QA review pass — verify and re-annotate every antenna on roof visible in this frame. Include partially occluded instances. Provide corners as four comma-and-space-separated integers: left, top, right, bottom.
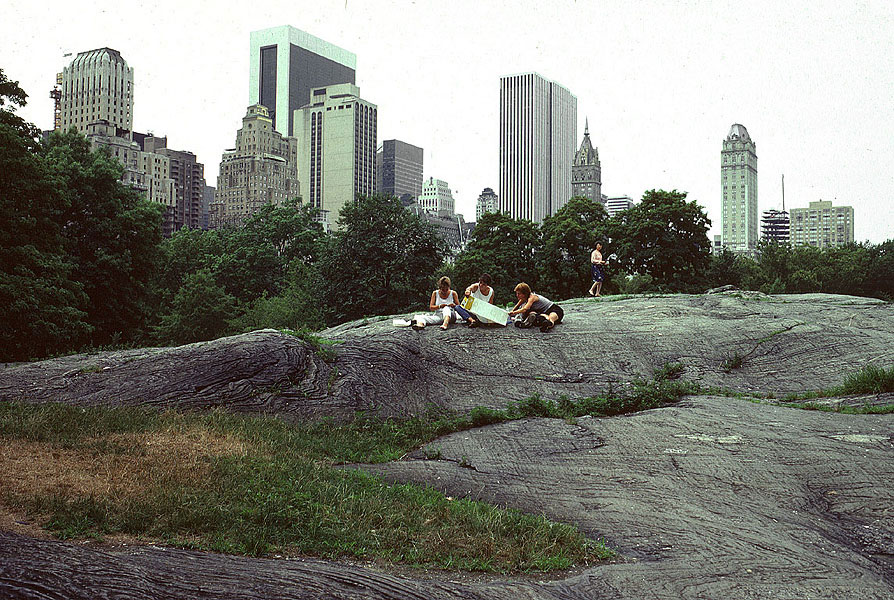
781, 174, 785, 211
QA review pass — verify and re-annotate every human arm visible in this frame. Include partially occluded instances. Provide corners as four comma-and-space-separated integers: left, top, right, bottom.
464, 282, 479, 297
429, 291, 439, 311
450, 291, 460, 307
508, 294, 537, 316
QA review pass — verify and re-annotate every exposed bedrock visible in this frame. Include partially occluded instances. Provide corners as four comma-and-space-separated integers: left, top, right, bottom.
1, 292, 893, 599
2, 293, 893, 418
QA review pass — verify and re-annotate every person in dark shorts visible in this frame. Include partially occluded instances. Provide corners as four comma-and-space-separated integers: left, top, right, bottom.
588, 242, 606, 297
508, 282, 564, 332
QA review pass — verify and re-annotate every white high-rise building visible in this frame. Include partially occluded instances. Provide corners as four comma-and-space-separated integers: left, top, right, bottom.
499, 72, 577, 223
249, 25, 356, 138
418, 177, 455, 217
293, 84, 377, 231
605, 196, 635, 218
476, 187, 499, 221
59, 47, 134, 136
721, 124, 758, 255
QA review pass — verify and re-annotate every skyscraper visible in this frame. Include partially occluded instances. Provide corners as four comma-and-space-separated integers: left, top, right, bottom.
377, 140, 423, 204
211, 104, 300, 229
572, 119, 602, 203
721, 124, 758, 255
499, 73, 577, 223
790, 200, 854, 248
293, 84, 377, 231
476, 187, 499, 221
249, 25, 356, 137
59, 47, 133, 136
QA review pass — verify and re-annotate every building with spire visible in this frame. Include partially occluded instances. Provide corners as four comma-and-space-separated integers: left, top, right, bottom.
721, 123, 758, 255
572, 119, 602, 204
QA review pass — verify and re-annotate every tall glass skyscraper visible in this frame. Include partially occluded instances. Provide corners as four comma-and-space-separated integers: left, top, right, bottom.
249, 26, 356, 137
721, 124, 758, 255
377, 140, 423, 204
499, 73, 577, 223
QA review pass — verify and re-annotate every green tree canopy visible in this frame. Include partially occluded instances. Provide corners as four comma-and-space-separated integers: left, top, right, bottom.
453, 211, 542, 305
537, 197, 610, 300
41, 130, 164, 346
319, 195, 445, 324
609, 189, 711, 291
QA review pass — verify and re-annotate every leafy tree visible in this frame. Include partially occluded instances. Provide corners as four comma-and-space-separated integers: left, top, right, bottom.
319, 195, 445, 324
609, 190, 711, 292
0, 72, 92, 360
153, 269, 237, 345
41, 130, 164, 346
230, 261, 325, 333
867, 240, 894, 300
537, 197, 610, 300
453, 211, 541, 305
0, 68, 39, 145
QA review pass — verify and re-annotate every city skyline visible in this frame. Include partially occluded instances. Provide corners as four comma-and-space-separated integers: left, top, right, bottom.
2, 0, 892, 243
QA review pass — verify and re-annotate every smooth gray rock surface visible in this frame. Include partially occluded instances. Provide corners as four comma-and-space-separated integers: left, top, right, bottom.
1, 292, 893, 599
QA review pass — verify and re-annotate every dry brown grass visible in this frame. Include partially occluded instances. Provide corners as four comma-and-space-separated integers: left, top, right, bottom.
0, 427, 249, 503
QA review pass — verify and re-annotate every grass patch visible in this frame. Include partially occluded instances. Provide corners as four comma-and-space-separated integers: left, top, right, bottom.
839, 364, 894, 395
0, 402, 611, 572
281, 328, 341, 363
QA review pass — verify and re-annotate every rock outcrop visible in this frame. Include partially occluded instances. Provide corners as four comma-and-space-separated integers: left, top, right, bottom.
1, 292, 893, 599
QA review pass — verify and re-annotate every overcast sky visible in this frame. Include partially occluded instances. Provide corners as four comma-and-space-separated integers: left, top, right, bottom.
3, 0, 892, 243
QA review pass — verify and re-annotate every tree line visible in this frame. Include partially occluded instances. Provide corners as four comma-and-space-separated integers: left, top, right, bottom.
2, 68, 892, 361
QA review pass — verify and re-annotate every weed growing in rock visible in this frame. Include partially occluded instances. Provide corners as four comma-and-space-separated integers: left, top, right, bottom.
839, 364, 894, 394
281, 328, 341, 363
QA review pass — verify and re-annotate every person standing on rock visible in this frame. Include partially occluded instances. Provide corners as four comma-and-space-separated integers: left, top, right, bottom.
508, 283, 564, 332
588, 242, 607, 297
413, 276, 461, 330
461, 273, 495, 328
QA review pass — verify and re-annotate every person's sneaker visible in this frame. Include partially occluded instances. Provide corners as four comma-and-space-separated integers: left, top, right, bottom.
540, 320, 555, 333
532, 314, 548, 328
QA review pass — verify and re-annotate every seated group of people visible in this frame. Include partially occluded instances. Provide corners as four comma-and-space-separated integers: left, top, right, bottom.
411, 274, 564, 333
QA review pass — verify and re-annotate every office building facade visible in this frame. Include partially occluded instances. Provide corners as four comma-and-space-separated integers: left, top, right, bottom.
721, 124, 758, 255
59, 47, 133, 136
605, 196, 635, 218
211, 104, 299, 229
293, 84, 377, 231
499, 72, 577, 223
249, 25, 356, 137
572, 119, 602, 203
377, 139, 423, 204
417, 177, 455, 217
790, 200, 854, 248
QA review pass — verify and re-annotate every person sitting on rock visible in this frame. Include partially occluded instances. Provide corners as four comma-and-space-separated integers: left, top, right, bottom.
508, 282, 564, 332
461, 273, 495, 328
413, 276, 462, 330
